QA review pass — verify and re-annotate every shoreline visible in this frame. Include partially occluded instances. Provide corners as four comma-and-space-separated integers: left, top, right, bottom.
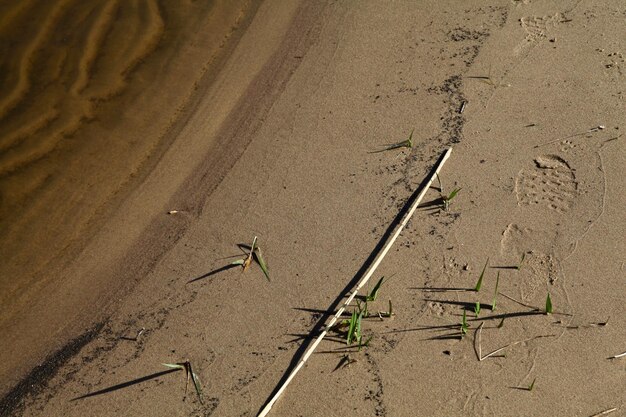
0, 0, 266, 405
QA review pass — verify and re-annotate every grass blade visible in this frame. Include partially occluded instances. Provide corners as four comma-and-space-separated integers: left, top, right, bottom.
461, 310, 468, 335
447, 187, 461, 201
474, 258, 489, 292
367, 276, 385, 301
371, 129, 414, 153
187, 363, 204, 404
492, 271, 500, 311
347, 310, 357, 345
254, 246, 270, 281
545, 292, 553, 314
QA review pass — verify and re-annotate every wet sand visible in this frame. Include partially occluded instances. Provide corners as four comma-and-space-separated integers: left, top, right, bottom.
1, 0, 625, 416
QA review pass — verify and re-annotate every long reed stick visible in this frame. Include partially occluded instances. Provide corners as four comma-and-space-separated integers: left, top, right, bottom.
258, 147, 453, 417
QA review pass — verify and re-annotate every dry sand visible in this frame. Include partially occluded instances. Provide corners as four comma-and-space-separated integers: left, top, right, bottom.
1, 0, 625, 416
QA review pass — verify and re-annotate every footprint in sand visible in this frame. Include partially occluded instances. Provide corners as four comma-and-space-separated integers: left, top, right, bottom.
514, 13, 562, 56
514, 154, 578, 213
500, 224, 560, 302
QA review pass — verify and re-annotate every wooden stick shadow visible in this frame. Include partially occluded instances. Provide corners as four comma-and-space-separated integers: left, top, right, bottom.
258, 150, 451, 415
292, 307, 344, 316
71, 368, 180, 401
418, 197, 445, 210
285, 333, 346, 345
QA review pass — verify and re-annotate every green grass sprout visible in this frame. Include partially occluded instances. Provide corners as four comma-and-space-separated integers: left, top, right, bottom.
474, 301, 481, 317
229, 236, 270, 281
367, 276, 386, 301
359, 335, 372, 351
528, 378, 536, 391
492, 271, 500, 311
371, 129, 414, 153
545, 292, 553, 314
442, 187, 461, 211
162, 361, 203, 404
253, 245, 270, 281
461, 310, 469, 336
347, 310, 358, 345
474, 258, 489, 292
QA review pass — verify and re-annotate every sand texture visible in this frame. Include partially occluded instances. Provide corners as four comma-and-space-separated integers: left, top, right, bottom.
1, 0, 625, 416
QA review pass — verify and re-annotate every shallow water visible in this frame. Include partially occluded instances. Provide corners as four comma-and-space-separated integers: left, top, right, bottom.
0, 0, 253, 334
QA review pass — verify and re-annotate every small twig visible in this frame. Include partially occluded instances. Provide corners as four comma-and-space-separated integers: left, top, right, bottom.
499, 292, 538, 310
120, 327, 146, 342
607, 351, 626, 359
473, 322, 484, 361
497, 292, 573, 316
477, 329, 555, 361
534, 125, 605, 148
590, 407, 618, 417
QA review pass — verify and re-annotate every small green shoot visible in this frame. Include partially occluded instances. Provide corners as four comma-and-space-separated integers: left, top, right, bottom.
371, 129, 414, 153
230, 236, 270, 281
461, 310, 469, 336
492, 271, 500, 311
474, 258, 489, 292
346, 304, 372, 350
162, 361, 203, 404
442, 187, 461, 211
355, 310, 363, 344
230, 236, 257, 270
516, 252, 526, 271
359, 335, 372, 351
545, 292, 553, 315
356, 299, 369, 317
528, 378, 536, 391
474, 301, 481, 317
347, 310, 358, 345
367, 276, 386, 301
253, 245, 270, 281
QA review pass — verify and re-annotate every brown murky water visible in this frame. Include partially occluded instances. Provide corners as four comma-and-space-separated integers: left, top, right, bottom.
0, 0, 254, 333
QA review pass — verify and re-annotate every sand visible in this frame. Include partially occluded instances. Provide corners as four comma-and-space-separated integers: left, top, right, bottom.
1, 0, 625, 416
